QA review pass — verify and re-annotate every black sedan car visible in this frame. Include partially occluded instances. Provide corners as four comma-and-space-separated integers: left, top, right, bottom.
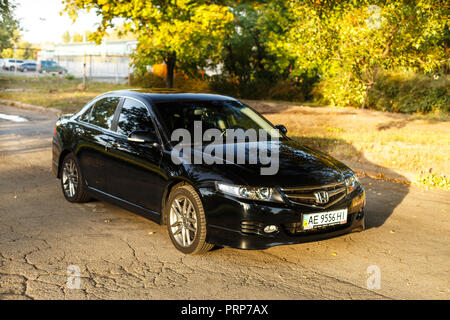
52, 89, 366, 254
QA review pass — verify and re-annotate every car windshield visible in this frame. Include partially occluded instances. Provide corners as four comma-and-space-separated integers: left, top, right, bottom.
154, 100, 283, 145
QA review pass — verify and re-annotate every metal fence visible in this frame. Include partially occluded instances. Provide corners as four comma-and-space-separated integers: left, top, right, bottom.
1, 43, 136, 84
57, 54, 133, 83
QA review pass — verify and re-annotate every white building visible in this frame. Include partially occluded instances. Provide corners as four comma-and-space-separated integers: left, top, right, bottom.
38, 40, 138, 81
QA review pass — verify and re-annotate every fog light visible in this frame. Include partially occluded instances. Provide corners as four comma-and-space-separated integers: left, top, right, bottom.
264, 225, 278, 233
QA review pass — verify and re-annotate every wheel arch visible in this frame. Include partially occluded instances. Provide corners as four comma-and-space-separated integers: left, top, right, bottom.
57, 149, 72, 178
160, 177, 203, 225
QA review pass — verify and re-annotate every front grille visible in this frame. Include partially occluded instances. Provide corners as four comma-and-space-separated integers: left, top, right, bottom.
280, 181, 346, 209
284, 214, 354, 236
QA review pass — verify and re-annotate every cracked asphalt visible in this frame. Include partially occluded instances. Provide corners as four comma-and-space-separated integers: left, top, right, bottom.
0, 104, 449, 300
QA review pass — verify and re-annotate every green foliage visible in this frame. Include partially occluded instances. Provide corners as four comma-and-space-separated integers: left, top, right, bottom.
367, 71, 449, 115
267, 0, 450, 108
417, 171, 449, 190
62, 31, 71, 43
63, 0, 234, 87
209, 76, 309, 101
72, 32, 83, 43
0, 0, 19, 50
221, 2, 291, 85
1, 41, 36, 60
130, 72, 166, 88
61, 0, 448, 112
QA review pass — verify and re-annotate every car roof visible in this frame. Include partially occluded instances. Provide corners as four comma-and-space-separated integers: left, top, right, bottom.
106, 89, 237, 104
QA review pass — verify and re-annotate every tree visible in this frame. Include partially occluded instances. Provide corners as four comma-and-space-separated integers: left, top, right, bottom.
0, 0, 19, 51
266, 0, 449, 108
1, 41, 36, 60
221, 1, 291, 85
62, 31, 71, 43
72, 32, 84, 42
15, 41, 36, 60
62, 0, 234, 88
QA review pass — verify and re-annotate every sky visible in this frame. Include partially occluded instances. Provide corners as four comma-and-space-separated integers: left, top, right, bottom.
13, 0, 101, 44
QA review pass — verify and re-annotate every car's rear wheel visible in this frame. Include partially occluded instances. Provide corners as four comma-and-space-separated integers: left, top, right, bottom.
166, 184, 213, 254
60, 154, 91, 203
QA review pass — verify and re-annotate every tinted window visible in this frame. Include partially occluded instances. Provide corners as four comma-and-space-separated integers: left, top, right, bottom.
116, 98, 157, 137
154, 100, 281, 143
90, 97, 120, 129
79, 105, 93, 122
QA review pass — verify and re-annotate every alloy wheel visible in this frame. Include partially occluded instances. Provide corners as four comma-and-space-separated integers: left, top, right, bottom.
169, 196, 198, 247
62, 159, 79, 198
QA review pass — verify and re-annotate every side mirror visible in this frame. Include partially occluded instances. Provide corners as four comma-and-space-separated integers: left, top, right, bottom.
275, 124, 287, 135
128, 131, 159, 147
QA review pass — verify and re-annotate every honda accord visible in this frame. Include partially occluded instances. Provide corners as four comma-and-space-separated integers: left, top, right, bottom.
52, 89, 366, 254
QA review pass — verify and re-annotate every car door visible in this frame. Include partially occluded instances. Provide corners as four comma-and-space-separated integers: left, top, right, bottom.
105, 98, 166, 213
76, 96, 122, 192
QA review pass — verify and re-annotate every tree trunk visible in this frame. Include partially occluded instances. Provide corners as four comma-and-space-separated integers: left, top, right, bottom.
361, 85, 371, 110
361, 67, 379, 109
165, 52, 176, 88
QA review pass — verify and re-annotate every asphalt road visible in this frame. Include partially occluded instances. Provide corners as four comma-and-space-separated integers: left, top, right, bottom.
0, 104, 449, 300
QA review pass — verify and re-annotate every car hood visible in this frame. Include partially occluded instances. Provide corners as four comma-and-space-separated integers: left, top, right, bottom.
179, 139, 352, 187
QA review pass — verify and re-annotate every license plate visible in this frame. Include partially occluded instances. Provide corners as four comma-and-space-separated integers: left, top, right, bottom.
302, 209, 348, 230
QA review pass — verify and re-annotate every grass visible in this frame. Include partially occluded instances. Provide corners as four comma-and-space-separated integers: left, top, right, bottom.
0, 74, 132, 112
368, 71, 449, 116
248, 100, 449, 190
1, 75, 448, 190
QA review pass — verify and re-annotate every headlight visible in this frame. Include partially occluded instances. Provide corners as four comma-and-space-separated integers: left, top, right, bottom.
345, 174, 359, 194
216, 182, 284, 202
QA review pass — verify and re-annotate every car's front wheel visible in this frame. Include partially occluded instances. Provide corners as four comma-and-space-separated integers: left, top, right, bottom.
166, 183, 213, 254
60, 154, 91, 203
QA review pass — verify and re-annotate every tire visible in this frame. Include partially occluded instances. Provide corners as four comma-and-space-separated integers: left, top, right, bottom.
60, 153, 91, 203
23, 68, 27, 72
166, 183, 214, 254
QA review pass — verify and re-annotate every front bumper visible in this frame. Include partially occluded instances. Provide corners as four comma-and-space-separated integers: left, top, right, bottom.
200, 185, 366, 250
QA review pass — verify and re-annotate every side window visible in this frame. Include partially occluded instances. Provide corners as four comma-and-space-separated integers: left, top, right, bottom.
79, 105, 93, 122
90, 97, 121, 129
116, 98, 157, 138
